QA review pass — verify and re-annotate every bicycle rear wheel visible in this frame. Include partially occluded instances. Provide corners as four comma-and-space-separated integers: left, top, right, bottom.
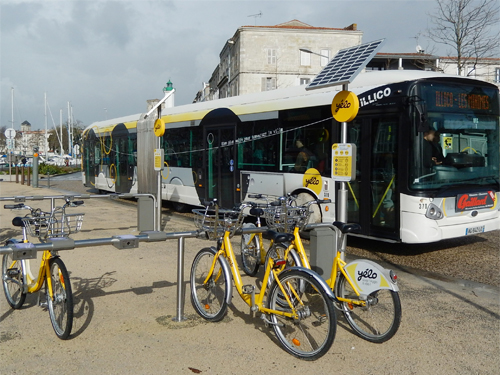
2, 252, 26, 309
241, 224, 260, 276
267, 269, 336, 360
46, 257, 73, 340
335, 273, 401, 343
190, 247, 230, 322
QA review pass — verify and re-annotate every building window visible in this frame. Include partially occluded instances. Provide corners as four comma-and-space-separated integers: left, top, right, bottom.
268, 49, 277, 64
466, 65, 475, 77
300, 50, 311, 66
262, 77, 276, 91
495, 68, 500, 83
320, 49, 330, 66
300, 78, 310, 85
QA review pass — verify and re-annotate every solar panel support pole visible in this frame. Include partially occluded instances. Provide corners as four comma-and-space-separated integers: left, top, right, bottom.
338, 84, 349, 225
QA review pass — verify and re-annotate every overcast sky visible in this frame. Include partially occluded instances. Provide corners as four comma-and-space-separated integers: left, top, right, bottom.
2, 0, 446, 131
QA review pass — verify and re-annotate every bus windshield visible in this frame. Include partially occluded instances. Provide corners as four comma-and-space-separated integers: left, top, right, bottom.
410, 82, 500, 190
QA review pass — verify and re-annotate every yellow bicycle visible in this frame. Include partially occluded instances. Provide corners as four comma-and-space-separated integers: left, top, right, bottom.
240, 194, 301, 276
2, 198, 84, 339
262, 198, 401, 343
190, 200, 337, 360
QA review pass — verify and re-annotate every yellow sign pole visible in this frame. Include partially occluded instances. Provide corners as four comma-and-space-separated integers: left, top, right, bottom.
331, 89, 359, 227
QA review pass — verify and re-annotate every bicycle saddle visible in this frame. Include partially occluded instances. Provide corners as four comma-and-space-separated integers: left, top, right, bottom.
249, 207, 264, 217
12, 217, 26, 227
332, 221, 362, 234
264, 230, 294, 244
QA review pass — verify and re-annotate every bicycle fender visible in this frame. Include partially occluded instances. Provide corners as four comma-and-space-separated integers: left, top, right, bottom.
344, 259, 399, 294
210, 246, 233, 305
278, 266, 337, 302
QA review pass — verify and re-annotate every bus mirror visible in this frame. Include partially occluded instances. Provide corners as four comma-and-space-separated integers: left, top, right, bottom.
410, 96, 428, 133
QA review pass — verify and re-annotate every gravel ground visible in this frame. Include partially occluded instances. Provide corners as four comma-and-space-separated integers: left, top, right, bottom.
37, 177, 500, 287
1, 178, 499, 374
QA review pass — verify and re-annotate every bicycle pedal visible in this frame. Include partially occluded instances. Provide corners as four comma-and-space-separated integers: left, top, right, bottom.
242, 285, 255, 294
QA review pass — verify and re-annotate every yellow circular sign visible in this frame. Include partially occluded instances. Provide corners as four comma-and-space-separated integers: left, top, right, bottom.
302, 168, 322, 195
331, 90, 359, 122
154, 118, 165, 137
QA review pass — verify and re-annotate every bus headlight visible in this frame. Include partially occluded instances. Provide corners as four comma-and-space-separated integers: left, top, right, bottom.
425, 203, 444, 220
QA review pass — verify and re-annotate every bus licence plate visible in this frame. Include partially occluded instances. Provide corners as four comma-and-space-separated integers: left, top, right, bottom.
466, 225, 485, 235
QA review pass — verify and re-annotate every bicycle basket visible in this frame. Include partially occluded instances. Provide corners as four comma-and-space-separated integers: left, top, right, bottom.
22, 213, 53, 239
263, 206, 311, 233
193, 208, 245, 240
23, 210, 84, 239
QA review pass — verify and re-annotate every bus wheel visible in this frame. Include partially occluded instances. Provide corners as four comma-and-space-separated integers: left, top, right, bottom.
171, 201, 188, 213
294, 192, 322, 224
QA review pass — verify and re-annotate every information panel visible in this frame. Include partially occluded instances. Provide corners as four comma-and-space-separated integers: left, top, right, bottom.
154, 149, 164, 171
331, 143, 357, 181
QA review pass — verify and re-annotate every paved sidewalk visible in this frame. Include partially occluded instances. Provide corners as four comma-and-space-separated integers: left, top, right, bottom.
1, 181, 499, 374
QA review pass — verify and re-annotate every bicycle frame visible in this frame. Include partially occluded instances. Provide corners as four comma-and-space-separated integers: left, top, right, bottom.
284, 225, 397, 306
9, 251, 57, 299
203, 230, 304, 319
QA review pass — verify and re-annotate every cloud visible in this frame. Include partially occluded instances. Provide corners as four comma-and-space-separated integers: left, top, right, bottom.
1, 0, 440, 130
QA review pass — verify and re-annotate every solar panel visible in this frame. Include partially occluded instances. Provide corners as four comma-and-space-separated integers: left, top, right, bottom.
306, 39, 385, 90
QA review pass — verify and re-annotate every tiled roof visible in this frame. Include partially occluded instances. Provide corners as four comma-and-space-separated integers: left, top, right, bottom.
242, 19, 358, 31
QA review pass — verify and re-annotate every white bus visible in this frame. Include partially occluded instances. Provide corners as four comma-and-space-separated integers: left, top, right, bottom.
82, 70, 500, 243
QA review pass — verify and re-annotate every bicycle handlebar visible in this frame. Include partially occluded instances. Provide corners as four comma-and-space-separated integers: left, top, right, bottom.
4, 203, 27, 210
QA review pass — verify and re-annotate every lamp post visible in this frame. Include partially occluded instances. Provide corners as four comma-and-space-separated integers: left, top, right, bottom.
227, 39, 235, 98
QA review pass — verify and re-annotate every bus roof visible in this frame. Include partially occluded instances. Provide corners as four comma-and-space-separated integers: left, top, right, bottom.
84, 70, 481, 133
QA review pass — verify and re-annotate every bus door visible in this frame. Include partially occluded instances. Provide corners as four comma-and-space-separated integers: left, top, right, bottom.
83, 128, 97, 188
111, 124, 134, 193
204, 126, 237, 208
348, 115, 399, 240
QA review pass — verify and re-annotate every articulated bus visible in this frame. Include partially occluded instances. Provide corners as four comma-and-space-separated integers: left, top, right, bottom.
82, 70, 500, 243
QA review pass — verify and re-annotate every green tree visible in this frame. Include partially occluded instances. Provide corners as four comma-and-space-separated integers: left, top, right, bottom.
47, 120, 84, 154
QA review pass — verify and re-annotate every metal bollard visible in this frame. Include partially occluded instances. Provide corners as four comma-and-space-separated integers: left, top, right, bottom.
173, 237, 187, 322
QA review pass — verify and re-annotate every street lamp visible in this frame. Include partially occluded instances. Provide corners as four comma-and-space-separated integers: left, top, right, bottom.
227, 39, 235, 98
299, 48, 330, 60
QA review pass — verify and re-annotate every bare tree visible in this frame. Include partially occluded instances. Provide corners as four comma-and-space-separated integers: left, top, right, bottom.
426, 0, 500, 75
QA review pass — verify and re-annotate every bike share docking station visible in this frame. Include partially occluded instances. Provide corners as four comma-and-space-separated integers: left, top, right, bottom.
0, 193, 267, 323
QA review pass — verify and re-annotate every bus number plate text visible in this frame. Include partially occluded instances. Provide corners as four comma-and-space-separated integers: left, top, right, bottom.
466, 225, 485, 235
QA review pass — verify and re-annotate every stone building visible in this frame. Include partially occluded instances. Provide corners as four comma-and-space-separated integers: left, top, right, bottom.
366, 53, 500, 88
194, 20, 362, 102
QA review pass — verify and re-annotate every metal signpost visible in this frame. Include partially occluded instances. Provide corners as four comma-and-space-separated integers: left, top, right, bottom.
4, 127, 16, 177
306, 39, 385, 223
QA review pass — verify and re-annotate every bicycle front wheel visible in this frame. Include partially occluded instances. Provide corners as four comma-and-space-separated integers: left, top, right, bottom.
46, 257, 73, 340
241, 224, 260, 276
2, 252, 26, 309
336, 273, 401, 343
267, 269, 336, 360
190, 247, 230, 322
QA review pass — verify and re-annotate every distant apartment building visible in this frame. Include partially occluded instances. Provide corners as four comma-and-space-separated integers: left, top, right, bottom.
367, 53, 500, 88
438, 57, 500, 88
195, 20, 499, 103
194, 20, 363, 102
0, 121, 45, 156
